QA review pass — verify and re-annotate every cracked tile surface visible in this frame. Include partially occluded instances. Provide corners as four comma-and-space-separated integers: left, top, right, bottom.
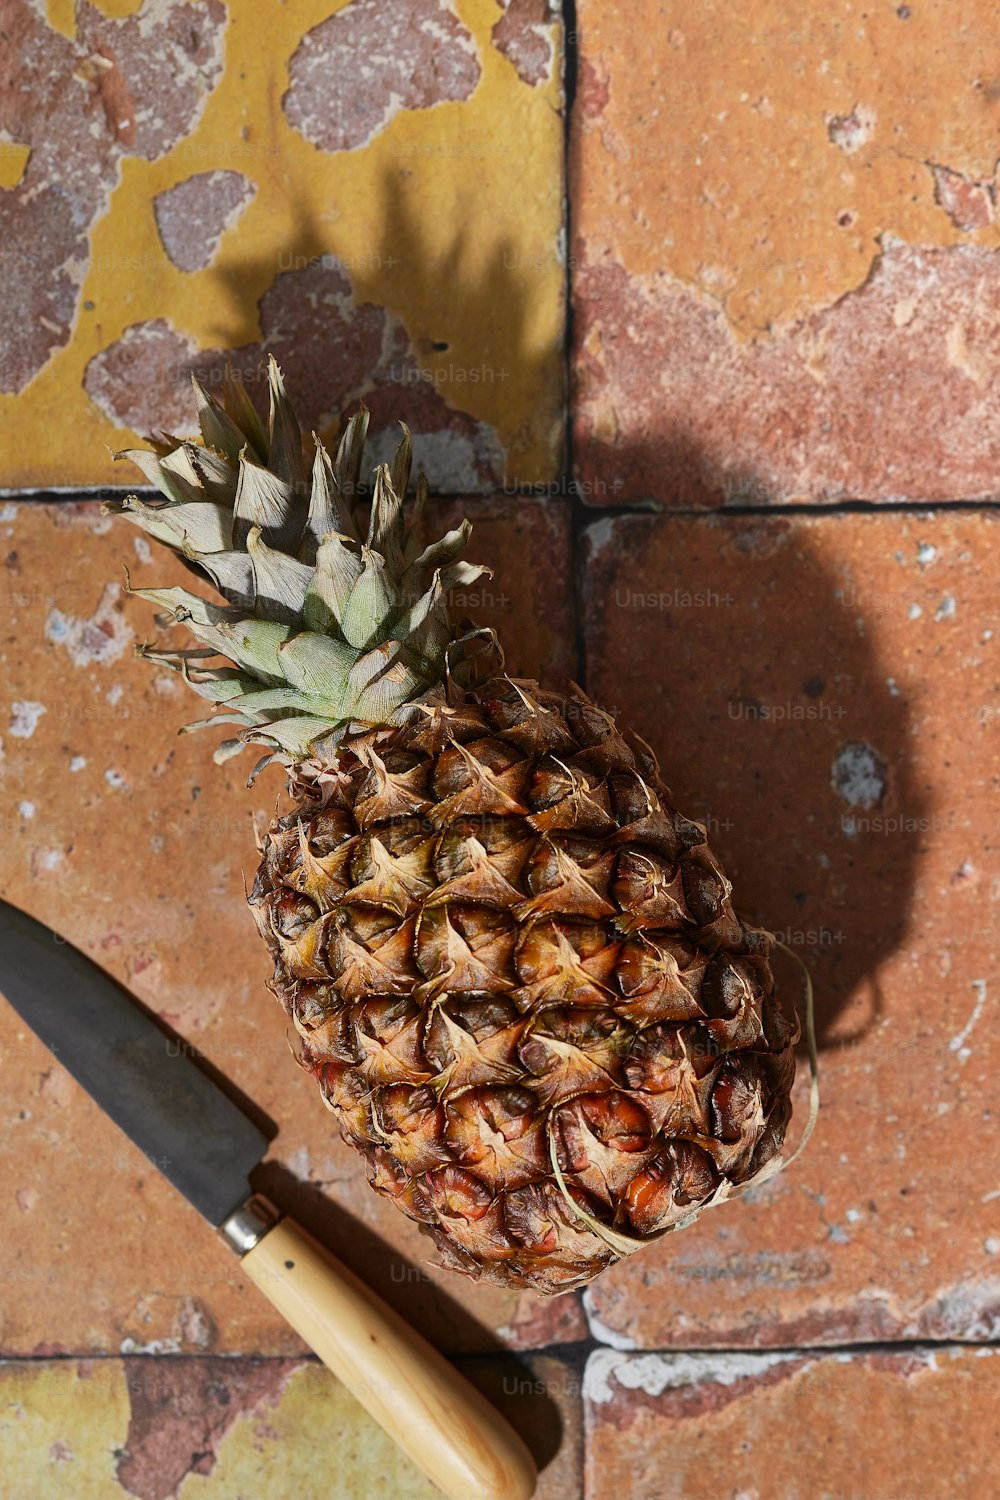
0, 500, 583, 1364
0, 1353, 580, 1498
571, 0, 1000, 504
584, 1346, 1000, 1500
580, 508, 1000, 1349
0, 0, 565, 490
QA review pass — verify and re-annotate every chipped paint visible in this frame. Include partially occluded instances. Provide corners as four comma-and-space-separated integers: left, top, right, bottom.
949, 978, 988, 1063
83, 260, 513, 493
492, 0, 559, 86
153, 169, 255, 272
283, 0, 480, 154
44, 582, 132, 667
0, 0, 227, 396
584, 1348, 803, 1405
572, 0, 1000, 505
574, 242, 1000, 505
583, 1289, 638, 1350
0, 0, 564, 489
831, 742, 888, 810
8, 701, 47, 738
574, 0, 1000, 338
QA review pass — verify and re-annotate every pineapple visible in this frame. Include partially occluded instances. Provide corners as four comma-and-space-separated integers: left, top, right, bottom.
108, 360, 799, 1294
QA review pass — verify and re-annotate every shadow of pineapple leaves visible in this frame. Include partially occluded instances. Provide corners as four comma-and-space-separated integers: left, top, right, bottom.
179, 170, 561, 495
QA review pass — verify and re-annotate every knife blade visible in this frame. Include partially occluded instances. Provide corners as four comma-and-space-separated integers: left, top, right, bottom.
0, 897, 536, 1500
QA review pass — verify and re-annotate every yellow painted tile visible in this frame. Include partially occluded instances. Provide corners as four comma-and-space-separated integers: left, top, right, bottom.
1, 0, 564, 489
179, 1364, 440, 1500
0, 1361, 130, 1497
0, 142, 31, 189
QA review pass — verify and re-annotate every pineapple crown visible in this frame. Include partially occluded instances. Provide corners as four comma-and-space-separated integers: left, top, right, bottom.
105, 357, 497, 778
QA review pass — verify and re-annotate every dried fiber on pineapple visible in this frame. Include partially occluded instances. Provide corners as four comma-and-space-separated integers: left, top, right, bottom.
546, 938, 819, 1259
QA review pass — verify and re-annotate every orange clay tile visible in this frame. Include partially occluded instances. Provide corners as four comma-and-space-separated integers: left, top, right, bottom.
580, 508, 1000, 1348
571, 0, 1000, 502
0, 499, 585, 1358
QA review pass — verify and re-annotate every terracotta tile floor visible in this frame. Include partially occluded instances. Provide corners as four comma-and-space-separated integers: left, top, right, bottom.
2, 3, 999, 1498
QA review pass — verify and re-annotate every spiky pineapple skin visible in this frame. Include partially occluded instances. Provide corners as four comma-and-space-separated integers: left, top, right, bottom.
249, 676, 798, 1294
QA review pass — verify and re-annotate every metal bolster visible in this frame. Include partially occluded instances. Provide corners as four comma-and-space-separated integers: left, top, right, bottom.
218, 1193, 281, 1255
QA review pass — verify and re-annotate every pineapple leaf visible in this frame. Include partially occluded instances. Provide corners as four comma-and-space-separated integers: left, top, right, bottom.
126, 582, 232, 627
367, 465, 406, 577
221, 363, 267, 458
215, 616, 296, 683
403, 521, 474, 594
247, 526, 313, 624
233, 452, 300, 554
266, 356, 308, 495
277, 631, 358, 699
334, 406, 370, 503
389, 422, 413, 503
236, 684, 331, 715
302, 533, 362, 635
350, 646, 425, 721
192, 376, 259, 463
117, 495, 234, 557
241, 713, 342, 756
114, 448, 203, 505
195, 550, 256, 610
182, 440, 238, 504
300, 437, 355, 564
340, 546, 399, 650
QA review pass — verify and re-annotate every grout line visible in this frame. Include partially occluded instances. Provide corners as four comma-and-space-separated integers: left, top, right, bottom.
6, 489, 1000, 519
452, 1334, 1000, 1368
0, 1336, 997, 1366
561, 0, 589, 688
571, 496, 1000, 521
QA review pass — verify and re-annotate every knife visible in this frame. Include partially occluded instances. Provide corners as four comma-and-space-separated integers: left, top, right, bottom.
0, 897, 537, 1500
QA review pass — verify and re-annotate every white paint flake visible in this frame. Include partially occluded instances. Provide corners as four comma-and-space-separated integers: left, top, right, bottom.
585, 517, 618, 561
119, 1336, 182, 1356
831, 742, 888, 809
9, 701, 47, 738
949, 978, 988, 1063
583, 1290, 637, 1350
69, 755, 86, 773
584, 1348, 803, 1405
45, 582, 131, 668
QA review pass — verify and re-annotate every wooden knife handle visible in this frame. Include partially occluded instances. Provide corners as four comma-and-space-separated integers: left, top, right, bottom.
240, 1214, 537, 1500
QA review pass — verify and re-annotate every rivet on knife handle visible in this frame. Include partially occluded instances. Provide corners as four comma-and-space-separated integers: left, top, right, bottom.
220, 1196, 538, 1500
